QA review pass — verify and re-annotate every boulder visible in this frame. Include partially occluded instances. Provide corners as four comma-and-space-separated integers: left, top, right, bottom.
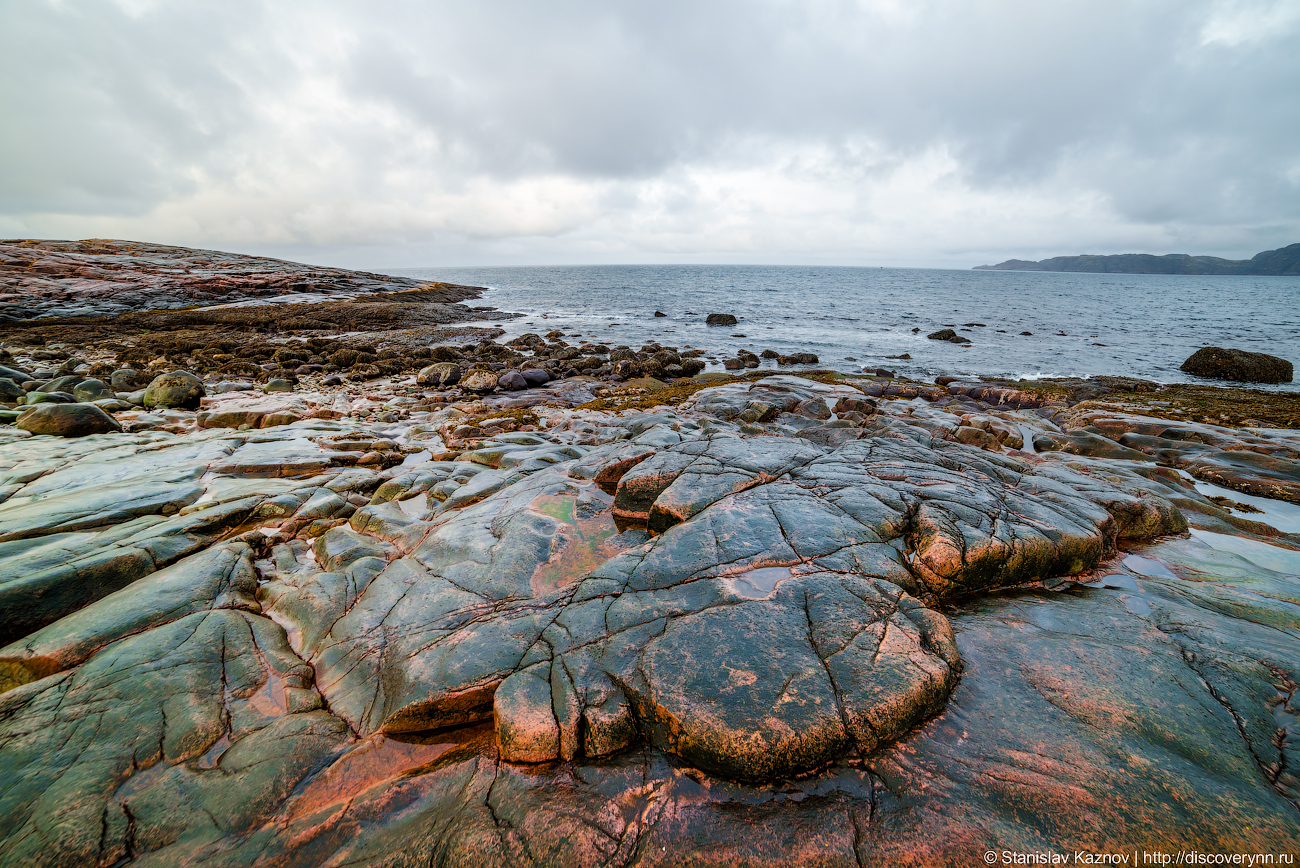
71, 378, 113, 402
0, 364, 33, 383
0, 378, 24, 402
16, 403, 123, 437
1180, 347, 1293, 384
497, 371, 528, 391
417, 362, 461, 388
22, 391, 75, 405
706, 313, 738, 326
654, 310, 668, 317
45, 375, 84, 393
143, 371, 206, 410
460, 369, 500, 393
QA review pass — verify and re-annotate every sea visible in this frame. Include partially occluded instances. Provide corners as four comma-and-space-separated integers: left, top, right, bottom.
384, 265, 1300, 391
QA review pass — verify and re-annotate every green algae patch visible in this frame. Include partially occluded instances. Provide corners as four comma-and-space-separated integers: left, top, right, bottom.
578, 370, 864, 413
1072, 385, 1300, 429
578, 375, 751, 412
464, 408, 541, 430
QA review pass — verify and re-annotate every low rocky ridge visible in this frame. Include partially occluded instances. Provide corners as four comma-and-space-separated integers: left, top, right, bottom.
2, 358, 1299, 864
0, 238, 456, 319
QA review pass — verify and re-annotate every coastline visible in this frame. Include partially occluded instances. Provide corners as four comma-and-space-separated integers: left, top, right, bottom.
1, 244, 1299, 864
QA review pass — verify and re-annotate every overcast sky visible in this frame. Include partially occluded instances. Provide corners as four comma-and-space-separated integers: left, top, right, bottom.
2, 0, 1297, 269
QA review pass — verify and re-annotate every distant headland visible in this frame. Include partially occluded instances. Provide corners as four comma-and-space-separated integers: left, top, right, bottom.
975, 242, 1300, 275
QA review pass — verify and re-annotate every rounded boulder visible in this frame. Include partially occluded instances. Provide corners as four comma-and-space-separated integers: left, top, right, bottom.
460, 369, 499, 393
497, 370, 528, 391
1180, 347, 1293, 384
110, 368, 147, 391
17, 403, 123, 437
417, 362, 461, 388
143, 371, 206, 410
72, 378, 113, 402
0, 378, 24, 402
520, 368, 550, 387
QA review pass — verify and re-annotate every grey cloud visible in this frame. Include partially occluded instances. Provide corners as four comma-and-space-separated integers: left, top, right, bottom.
1, 0, 1296, 265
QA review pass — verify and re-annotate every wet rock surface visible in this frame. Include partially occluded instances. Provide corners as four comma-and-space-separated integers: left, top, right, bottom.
1, 259, 1299, 863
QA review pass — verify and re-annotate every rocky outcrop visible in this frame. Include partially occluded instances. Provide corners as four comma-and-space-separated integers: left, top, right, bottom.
0, 370, 1298, 865
0, 238, 449, 320
1181, 346, 1293, 384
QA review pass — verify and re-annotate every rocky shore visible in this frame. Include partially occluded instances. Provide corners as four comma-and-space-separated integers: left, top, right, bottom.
0, 239, 448, 320
1, 244, 1298, 866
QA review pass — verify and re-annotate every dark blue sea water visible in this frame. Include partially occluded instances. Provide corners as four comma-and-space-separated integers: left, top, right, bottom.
386, 265, 1300, 390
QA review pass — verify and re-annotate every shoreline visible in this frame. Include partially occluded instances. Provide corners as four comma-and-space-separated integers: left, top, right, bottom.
2, 244, 1299, 864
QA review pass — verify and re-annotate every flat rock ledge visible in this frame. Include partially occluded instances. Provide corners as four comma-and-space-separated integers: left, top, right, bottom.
1, 374, 1298, 866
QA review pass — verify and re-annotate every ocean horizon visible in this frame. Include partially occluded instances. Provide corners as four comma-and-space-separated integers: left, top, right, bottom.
386, 263, 1300, 391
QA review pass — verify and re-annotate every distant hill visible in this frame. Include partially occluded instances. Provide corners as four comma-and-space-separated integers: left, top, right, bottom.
974, 242, 1300, 275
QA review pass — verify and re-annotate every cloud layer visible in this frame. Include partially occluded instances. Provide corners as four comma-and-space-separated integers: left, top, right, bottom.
2, 0, 1297, 267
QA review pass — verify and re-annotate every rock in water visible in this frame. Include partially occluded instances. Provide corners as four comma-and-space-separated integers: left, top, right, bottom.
16, 403, 122, 437
927, 328, 972, 344
1180, 347, 1293, 383
143, 371, 206, 409
706, 313, 738, 326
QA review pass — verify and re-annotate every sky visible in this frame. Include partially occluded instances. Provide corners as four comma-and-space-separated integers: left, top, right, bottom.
1, 0, 1298, 270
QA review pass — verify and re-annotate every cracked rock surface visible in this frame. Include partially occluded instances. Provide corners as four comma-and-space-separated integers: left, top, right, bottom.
2, 373, 1299, 865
